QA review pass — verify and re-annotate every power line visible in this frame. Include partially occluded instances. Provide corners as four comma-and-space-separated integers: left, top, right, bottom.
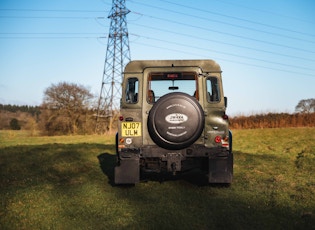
130, 11, 315, 54
130, 40, 315, 78
130, 22, 315, 63
2, 10, 313, 62
1, 2, 314, 78
130, 33, 315, 73
3, 4, 313, 54
211, 0, 315, 25
0, 32, 105, 39
0, 8, 105, 13
126, 1, 315, 76
0, 32, 103, 35
156, 0, 315, 38
0, 16, 105, 19
129, 0, 315, 44
0, 36, 101, 39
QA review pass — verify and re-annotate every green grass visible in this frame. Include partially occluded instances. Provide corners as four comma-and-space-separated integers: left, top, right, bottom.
0, 130, 112, 147
1, 128, 314, 229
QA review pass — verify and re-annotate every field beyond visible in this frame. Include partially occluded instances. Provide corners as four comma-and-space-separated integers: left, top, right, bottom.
1, 128, 314, 229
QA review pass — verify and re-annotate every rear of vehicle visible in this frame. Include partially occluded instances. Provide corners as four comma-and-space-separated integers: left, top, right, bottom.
115, 60, 233, 184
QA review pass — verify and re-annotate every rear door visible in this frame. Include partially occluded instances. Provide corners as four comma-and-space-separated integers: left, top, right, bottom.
142, 67, 204, 146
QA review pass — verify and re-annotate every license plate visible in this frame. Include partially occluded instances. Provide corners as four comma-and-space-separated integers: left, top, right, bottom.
121, 122, 141, 137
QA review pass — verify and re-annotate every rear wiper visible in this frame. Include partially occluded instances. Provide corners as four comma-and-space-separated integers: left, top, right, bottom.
169, 86, 179, 90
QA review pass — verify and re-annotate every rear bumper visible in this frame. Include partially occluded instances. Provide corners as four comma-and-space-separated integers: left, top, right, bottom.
119, 144, 230, 159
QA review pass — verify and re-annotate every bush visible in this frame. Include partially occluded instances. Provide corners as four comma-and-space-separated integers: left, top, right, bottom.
10, 118, 21, 130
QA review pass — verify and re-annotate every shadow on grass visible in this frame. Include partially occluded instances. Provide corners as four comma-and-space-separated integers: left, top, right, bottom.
97, 153, 228, 187
1, 144, 314, 229
97, 153, 116, 186
140, 170, 213, 187
0, 143, 114, 189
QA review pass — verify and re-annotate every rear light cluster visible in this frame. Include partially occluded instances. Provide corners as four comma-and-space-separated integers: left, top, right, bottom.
119, 115, 134, 122
221, 135, 229, 148
118, 115, 124, 148
215, 135, 229, 148
118, 137, 125, 149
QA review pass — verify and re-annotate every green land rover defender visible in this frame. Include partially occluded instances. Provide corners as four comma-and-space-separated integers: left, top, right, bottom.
115, 60, 233, 184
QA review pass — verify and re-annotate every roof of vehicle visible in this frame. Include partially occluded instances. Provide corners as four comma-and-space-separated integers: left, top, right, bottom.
124, 60, 222, 73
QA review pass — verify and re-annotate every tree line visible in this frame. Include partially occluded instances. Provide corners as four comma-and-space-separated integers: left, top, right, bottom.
0, 82, 117, 135
0, 82, 314, 134
230, 98, 315, 129
0, 104, 41, 115
229, 112, 315, 129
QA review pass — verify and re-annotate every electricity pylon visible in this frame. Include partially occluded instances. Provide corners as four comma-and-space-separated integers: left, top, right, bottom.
96, 0, 131, 134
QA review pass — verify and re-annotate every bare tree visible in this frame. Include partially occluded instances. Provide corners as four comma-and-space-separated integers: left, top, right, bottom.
41, 82, 94, 135
295, 98, 315, 113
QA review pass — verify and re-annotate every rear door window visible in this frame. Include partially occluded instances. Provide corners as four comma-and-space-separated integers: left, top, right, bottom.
148, 72, 198, 103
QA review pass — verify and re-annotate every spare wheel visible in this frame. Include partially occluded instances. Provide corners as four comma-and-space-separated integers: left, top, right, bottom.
148, 92, 205, 150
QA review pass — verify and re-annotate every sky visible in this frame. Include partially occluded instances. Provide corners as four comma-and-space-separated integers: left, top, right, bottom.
0, 0, 314, 116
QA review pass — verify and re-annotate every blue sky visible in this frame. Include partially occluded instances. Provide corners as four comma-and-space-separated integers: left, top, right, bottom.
0, 0, 314, 116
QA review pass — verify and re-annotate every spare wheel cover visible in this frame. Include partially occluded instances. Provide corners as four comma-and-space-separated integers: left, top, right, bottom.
148, 92, 205, 150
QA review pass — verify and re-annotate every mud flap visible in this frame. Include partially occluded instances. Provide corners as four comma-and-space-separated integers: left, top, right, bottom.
114, 157, 140, 184
208, 153, 233, 184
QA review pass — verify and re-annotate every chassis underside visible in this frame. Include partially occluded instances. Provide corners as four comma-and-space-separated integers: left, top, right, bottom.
115, 145, 233, 184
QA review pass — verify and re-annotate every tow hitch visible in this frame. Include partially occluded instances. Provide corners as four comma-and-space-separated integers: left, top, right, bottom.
165, 152, 183, 175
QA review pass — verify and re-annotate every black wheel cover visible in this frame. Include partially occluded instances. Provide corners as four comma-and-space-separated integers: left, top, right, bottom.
148, 92, 205, 150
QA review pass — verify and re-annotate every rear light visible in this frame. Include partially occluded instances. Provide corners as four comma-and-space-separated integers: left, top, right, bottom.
119, 115, 124, 121
222, 136, 229, 147
118, 138, 125, 149
222, 114, 229, 120
214, 136, 222, 143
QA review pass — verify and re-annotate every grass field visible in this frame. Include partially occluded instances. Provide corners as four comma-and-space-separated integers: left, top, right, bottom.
1, 128, 314, 229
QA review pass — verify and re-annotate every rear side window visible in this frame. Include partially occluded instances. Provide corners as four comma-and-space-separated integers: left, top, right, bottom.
206, 77, 220, 102
125, 77, 139, 104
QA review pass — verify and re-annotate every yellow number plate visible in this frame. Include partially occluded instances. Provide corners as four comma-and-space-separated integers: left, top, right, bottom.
121, 122, 141, 137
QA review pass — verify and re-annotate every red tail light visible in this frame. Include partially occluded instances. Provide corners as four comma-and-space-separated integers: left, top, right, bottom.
214, 136, 222, 143
222, 114, 229, 120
